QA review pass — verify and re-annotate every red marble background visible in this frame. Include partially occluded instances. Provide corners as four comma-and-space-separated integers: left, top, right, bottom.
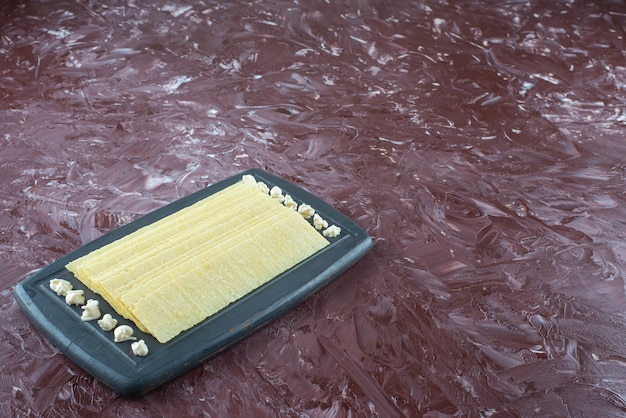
2, 1, 626, 416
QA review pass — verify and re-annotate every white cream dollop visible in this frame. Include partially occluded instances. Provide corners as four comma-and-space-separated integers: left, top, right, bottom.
113, 325, 137, 342
256, 181, 269, 194
283, 194, 297, 210
323, 225, 342, 238
65, 289, 85, 306
241, 174, 257, 186
131, 340, 149, 356
297, 204, 315, 219
80, 299, 101, 321
269, 186, 284, 202
50, 278, 73, 296
98, 314, 118, 331
313, 213, 329, 230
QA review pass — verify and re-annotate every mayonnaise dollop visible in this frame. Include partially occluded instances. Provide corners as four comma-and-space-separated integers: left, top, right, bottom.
313, 213, 329, 230
50, 278, 73, 296
65, 289, 85, 306
113, 325, 137, 342
256, 181, 269, 194
323, 225, 342, 238
241, 174, 257, 186
98, 313, 118, 331
80, 299, 101, 321
131, 340, 149, 356
283, 194, 298, 210
298, 204, 315, 219
270, 186, 284, 202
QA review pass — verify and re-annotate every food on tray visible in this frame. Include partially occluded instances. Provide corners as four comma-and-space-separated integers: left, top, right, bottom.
80, 299, 101, 321
50, 278, 73, 296
283, 194, 297, 209
66, 176, 333, 343
114, 325, 136, 342
65, 289, 85, 306
98, 314, 118, 331
269, 186, 284, 202
297, 204, 315, 218
313, 214, 328, 230
323, 225, 342, 238
131, 340, 149, 356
